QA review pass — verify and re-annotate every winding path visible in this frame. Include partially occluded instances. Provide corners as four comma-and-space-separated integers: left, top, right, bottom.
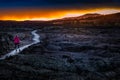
0, 30, 40, 60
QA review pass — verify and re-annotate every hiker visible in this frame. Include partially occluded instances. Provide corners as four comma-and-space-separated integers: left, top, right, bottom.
13, 35, 20, 52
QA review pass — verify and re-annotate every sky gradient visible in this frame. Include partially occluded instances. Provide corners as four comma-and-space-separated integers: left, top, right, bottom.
0, 0, 120, 21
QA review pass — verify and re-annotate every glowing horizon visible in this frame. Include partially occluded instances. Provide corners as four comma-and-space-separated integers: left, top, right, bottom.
0, 8, 120, 21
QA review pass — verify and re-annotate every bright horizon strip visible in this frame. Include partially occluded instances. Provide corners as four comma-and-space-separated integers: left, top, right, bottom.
0, 8, 120, 21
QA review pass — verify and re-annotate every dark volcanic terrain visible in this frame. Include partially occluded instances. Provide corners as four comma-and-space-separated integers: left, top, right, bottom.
0, 26, 120, 80
0, 28, 33, 57
0, 13, 120, 80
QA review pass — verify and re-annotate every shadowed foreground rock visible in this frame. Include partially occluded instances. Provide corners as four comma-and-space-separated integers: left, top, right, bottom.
0, 27, 120, 80
0, 42, 120, 80
0, 33, 13, 56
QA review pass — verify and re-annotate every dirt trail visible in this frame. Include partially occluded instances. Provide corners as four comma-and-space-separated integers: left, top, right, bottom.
0, 30, 40, 60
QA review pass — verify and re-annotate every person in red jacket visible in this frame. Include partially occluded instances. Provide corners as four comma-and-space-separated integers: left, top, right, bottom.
14, 35, 20, 51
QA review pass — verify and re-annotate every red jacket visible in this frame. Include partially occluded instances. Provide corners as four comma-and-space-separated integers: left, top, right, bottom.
14, 36, 20, 44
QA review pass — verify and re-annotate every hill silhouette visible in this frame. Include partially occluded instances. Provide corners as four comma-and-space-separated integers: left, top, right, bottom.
0, 12, 120, 28
51, 12, 120, 27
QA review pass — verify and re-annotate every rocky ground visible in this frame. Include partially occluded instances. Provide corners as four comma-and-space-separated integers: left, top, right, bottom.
0, 26, 120, 80
0, 28, 33, 56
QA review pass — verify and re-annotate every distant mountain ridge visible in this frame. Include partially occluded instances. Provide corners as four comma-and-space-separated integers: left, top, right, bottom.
0, 12, 120, 27
55, 12, 120, 21
62, 13, 102, 20
51, 12, 120, 27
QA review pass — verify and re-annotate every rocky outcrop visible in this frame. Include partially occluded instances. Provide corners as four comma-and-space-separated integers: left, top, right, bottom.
0, 33, 14, 56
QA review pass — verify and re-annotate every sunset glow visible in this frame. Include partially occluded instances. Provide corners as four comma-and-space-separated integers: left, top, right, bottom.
0, 8, 120, 21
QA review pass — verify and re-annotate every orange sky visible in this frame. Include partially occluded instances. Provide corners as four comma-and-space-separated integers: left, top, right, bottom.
0, 8, 120, 21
